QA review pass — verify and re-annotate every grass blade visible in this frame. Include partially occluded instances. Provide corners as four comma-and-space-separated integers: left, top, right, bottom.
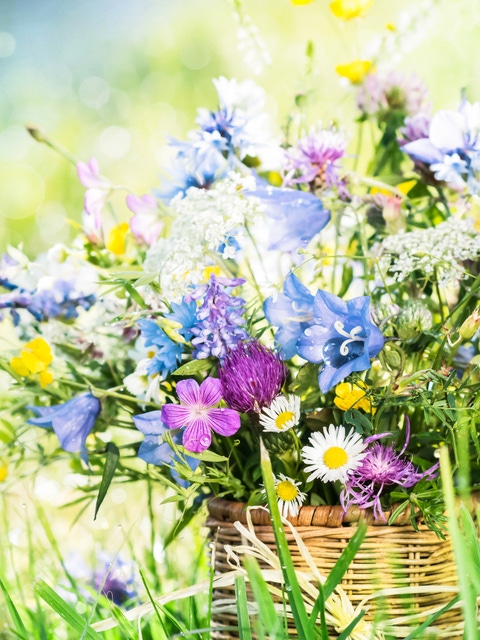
235, 574, 253, 640
259, 439, 313, 640
243, 555, 285, 638
336, 609, 366, 640
34, 579, 103, 640
404, 595, 460, 640
94, 442, 120, 520
0, 577, 29, 640
323, 520, 367, 600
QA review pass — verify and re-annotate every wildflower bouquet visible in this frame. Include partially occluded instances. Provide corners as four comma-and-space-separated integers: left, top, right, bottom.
2, 31, 480, 541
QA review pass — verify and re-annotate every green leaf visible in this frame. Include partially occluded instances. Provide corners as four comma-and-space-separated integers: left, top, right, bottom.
336, 609, 366, 640
94, 442, 120, 520
404, 595, 460, 640
235, 575, 253, 640
0, 577, 29, 640
172, 359, 215, 376
323, 521, 367, 600
243, 555, 284, 637
34, 579, 103, 640
109, 605, 136, 639
122, 281, 148, 308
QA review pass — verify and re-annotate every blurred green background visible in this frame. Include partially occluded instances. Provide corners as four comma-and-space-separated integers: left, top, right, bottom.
1, 0, 480, 255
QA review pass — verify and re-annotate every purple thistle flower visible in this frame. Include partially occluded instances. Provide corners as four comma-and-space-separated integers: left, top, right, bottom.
356, 71, 430, 122
340, 422, 439, 521
283, 125, 348, 191
189, 275, 249, 361
27, 393, 101, 459
161, 377, 240, 453
219, 340, 287, 413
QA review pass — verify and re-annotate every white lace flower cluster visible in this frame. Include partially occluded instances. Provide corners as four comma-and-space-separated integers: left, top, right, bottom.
376, 217, 480, 287
144, 173, 263, 300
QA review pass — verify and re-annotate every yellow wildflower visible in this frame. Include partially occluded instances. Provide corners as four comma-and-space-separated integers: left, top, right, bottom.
334, 381, 376, 414
10, 337, 54, 388
106, 222, 130, 255
336, 60, 373, 84
330, 0, 374, 20
203, 265, 221, 281
291, 0, 315, 4
0, 460, 8, 482
386, 22, 396, 32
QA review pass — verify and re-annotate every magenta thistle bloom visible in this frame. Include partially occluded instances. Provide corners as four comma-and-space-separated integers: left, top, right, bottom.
219, 340, 286, 413
283, 125, 348, 190
161, 377, 240, 453
356, 71, 429, 121
340, 424, 439, 521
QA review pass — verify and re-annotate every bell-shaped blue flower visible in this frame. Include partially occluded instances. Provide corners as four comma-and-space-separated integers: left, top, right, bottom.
264, 272, 314, 359
138, 319, 184, 377
27, 392, 101, 455
249, 183, 330, 251
133, 411, 200, 488
297, 290, 384, 393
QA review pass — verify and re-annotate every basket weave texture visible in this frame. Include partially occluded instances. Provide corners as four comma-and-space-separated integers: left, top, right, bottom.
206, 497, 466, 639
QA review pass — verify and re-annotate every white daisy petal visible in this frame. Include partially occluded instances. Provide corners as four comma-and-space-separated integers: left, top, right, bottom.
272, 473, 306, 519
259, 394, 300, 433
301, 424, 367, 483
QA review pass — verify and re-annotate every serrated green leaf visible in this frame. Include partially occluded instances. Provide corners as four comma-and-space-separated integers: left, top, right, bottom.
94, 442, 120, 520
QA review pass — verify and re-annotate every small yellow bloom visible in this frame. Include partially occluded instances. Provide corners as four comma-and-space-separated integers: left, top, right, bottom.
386, 22, 396, 32
203, 265, 221, 281
291, 0, 315, 5
10, 337, 54, 387
106, 222, 130, 255
330, 0, 374, 20
336, 60, 373, 84
334, 381, 376, 414
0, 460, 8, 482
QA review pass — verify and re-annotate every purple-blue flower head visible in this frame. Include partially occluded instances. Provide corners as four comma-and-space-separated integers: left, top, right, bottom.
341, 425, 439, 521
164, 299, 197, 342
133, 411, 200, 488
264, 272, 314, 359
219, 340, 287, 413
138, 319, 184, 377
248, 183, 330, 252
94, 553, 137, 607
297, 290, 384, 393
27, 392, 100, 456
189, 275, 249, 360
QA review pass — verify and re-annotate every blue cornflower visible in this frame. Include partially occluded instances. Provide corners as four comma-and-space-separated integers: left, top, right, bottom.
164, 299, 197, 341
402, 100, 480, 195
297, 290, 384, 393
156, 137, 227, 203
189, 275, 249, 360
133, 411, 200, 488
138, 319, 184, 378
264, 272, 315, 359
247, 182, 331, 251
27, 392, 101, 457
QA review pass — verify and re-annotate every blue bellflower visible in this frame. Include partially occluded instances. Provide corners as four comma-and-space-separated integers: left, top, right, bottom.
248, 183, 330, 251
189, 275, 249, 360
27, 392, 101, 457
164, 299, 197, 342
133, 411, 200, 488
264, 272, 314, 359
297, 290, 384, 393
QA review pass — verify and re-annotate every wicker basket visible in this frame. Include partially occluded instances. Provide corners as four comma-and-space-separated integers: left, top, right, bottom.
206, 497, 467, 639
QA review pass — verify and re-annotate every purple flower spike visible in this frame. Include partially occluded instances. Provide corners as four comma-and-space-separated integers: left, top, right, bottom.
341, 423, 439, 521
219, 340, 286, 413
27, 392, 101, 457
161, 377, 240, 453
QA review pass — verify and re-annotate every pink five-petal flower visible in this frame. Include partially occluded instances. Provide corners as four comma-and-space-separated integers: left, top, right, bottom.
161, 377, 240, 453
126, 194, 163, 245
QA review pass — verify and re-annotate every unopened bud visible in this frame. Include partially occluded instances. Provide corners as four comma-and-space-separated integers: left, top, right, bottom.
397, 300, 433, 341
459, 307, 480, 340
25, 123, 49, 143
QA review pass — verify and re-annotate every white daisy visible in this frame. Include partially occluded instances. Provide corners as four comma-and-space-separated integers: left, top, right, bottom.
259, 394, 300, 433
273, 474, 307, 519
301, 424, 366, 483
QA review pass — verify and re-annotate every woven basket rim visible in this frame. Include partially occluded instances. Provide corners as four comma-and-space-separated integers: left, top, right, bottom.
207, 493, 480, 529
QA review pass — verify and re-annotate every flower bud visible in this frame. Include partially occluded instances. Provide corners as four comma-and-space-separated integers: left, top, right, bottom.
459, 307, 480, 340
397, 300, 433, 341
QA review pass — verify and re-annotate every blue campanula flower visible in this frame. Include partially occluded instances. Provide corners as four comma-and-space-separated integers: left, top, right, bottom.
137, 319, 184, 377
27, 392, 101, 457
164, 299, 197, 342
133, 411, 200, 487
189, 275, 249, 360
264, 272, 314, 359
297, 290, 384, 393
402, 100, 480, 194
248, 183, 330, 251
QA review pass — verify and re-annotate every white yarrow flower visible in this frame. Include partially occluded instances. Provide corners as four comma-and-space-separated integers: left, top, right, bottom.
301, 424, 367, 483
273, 474, 306, 519
259, 394, 300, 433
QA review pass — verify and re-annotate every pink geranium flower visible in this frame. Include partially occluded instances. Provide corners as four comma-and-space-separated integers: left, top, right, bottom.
126, 194, 163, 245
161, 377, 240, 453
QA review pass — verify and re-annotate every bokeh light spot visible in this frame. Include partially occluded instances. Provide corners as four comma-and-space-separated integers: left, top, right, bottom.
99, 126, 131, 158
0, 164, 45, 219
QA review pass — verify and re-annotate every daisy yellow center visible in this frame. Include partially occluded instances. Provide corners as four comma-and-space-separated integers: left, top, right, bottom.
323, 446, 348, 469
275, 410, 295, 430
276, 480, 299, 502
